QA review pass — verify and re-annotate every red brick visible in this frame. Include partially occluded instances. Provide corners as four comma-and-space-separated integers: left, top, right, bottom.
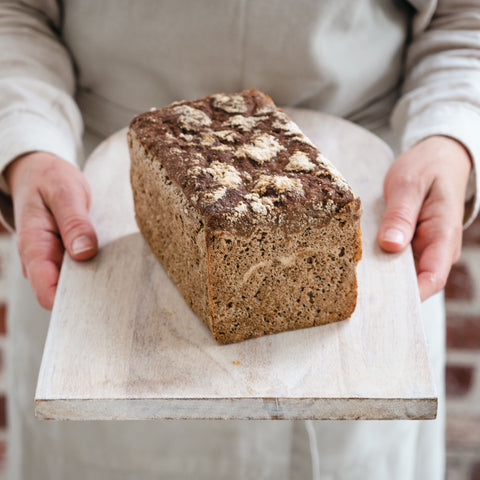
0, 304, 6, 335
446, 365, 474, 397
463, 213, 480, 246
0, 396, 7, 428
472, 462, 480, 480
447, 314, 480, 350
446, 415, 480, 448
445, 263, 474, 300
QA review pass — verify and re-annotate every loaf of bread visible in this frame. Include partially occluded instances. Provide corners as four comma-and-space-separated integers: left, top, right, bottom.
128, 89, 362, 344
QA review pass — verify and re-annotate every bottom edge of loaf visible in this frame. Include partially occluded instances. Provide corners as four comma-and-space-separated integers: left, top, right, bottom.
211, 302, 358, 344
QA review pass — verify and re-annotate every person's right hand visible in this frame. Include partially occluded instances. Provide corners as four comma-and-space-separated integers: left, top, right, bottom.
6, 152, 98, 310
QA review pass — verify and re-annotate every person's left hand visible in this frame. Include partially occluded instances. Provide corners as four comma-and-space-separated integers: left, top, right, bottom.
377, 135, 472, 301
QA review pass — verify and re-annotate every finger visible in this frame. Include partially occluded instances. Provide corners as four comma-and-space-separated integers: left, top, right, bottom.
42, 182, 98, 261
18, 214, 65, 311
27, 257, 61, 310
412, 203, 462, 301
414, 238, 454, 301
377, 173, 427, 253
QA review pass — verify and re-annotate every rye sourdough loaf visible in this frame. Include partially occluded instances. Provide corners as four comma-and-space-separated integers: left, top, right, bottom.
128, 89, 362, 344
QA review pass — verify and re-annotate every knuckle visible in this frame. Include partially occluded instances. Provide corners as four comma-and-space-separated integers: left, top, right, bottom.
49, 183, 73, 205
386, 171, 422, 195
61, 214, 90, 238
61, 211, 87, 231
439, 224, 463, 263
397, 172, 420, 190
16, 225, 64, 274
385, 208, 416, 230
16, 229, 36, 260
41, 156, 75, 180
442, 223, 460, 242
48, 180, 87, 211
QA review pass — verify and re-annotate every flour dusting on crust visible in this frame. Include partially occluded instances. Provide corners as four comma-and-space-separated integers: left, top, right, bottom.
235, 134, 284, 165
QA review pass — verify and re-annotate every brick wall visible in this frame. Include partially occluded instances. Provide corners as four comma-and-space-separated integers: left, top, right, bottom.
0, 224, 10, 479
445, 214, 480, 479
0, 217, 479, 478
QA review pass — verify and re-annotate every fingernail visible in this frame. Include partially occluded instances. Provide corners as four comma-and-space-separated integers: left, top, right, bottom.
382, 228, 405, 245
72, 235, 94, 255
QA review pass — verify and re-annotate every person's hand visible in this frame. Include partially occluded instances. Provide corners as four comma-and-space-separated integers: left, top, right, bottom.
6, 152, 98, 310
377, 136, 472, 301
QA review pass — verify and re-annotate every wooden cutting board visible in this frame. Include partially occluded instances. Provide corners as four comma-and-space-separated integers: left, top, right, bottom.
35, 108, 437, 421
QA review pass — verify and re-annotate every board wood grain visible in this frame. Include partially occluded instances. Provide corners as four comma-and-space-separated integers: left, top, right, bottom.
35, 109, 437, 420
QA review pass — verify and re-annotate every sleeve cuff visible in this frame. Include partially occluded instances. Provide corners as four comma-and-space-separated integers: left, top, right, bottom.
393, 102, 480, 228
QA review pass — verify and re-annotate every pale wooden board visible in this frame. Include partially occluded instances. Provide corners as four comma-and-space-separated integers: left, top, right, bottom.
35, 109, 437, 420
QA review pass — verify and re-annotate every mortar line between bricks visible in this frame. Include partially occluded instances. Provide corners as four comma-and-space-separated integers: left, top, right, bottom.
447, 349, 480, 365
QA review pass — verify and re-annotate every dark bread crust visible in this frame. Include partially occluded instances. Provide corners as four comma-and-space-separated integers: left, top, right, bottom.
129, 89, 356, 235
129, 89, 362, 344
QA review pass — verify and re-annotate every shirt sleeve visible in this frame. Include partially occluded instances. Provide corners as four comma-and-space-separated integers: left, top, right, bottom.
392, 0, 480, 227
0, 1, 83, 230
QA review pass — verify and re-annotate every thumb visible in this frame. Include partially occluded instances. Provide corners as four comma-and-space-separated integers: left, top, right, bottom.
377, 175, 425, 253
44, 183, 98, 261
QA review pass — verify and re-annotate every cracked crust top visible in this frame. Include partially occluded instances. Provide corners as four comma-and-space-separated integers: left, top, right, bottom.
129, 89, 359, 234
